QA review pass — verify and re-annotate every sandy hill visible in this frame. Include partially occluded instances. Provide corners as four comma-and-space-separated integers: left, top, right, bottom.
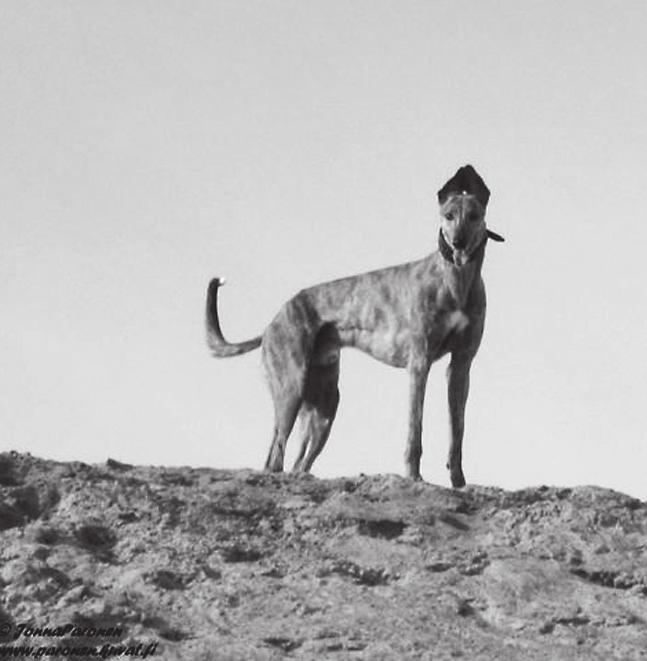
1, 452, 646, 660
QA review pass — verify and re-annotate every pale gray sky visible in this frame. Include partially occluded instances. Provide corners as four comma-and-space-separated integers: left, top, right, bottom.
2, 1, 647, 496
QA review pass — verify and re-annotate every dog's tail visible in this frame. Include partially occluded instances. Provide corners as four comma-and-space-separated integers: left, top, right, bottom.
206, 278, 262, 357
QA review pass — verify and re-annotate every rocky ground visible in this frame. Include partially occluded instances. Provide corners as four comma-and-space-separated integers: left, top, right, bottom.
1, 452, 647, 659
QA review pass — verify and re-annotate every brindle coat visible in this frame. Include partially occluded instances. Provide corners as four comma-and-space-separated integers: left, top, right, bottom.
206, 165, 503, 487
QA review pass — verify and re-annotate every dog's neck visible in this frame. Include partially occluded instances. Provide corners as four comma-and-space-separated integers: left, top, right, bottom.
437, 230, 486, 307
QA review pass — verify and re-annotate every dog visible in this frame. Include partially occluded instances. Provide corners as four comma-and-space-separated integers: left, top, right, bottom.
206, 165, 503, 487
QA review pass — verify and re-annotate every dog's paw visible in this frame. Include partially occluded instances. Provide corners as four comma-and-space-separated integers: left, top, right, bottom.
450, 469, 466, 489
405, 470, 423, 482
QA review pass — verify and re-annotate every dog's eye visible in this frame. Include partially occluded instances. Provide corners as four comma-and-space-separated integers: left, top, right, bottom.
444, 212, 455, 221
468, 212, 479, 222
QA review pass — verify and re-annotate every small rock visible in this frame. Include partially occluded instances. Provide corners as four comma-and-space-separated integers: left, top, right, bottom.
263, 636, 301, 652
31, 545, 50, 561
221, 544, 263, 563
150, 570, 187, 591
106, 458, 134, 472
55, 584, 87, 608
280, 498, 309, 510
260, 567, 285, 579
30, 526, 59, 545
568, 550, 583, 566
356, 518, 405, 539
629, 584, 647, 597
456, 599, 475, 617
201, 563, 222, 580
538, 621, 555, 635
0, 502, 23, 531
74, 523, 116, 551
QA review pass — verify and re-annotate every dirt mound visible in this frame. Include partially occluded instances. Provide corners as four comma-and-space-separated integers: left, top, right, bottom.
1, 452, 647, 659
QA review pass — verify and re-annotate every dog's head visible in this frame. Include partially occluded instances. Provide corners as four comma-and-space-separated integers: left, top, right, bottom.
437, 165, 502, 266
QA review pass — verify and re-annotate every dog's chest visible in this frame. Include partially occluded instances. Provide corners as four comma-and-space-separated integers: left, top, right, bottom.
445, 309, 470, 333
444, 272, 473, 309
433, 283, 471, 321
426, 306, 473, 358
420, 281, 481, 352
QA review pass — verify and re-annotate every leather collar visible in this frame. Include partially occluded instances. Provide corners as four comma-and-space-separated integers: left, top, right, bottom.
438, 228, 504, 265
438, 230, 487, 265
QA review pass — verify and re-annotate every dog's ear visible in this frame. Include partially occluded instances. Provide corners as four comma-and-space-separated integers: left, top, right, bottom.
438, 164, 490, 208
486, 229, 505, 242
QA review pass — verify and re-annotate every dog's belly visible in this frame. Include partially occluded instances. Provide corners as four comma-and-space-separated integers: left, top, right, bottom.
338, 327, 409, 368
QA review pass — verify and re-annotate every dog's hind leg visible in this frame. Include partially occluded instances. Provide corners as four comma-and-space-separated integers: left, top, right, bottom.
265, 393, 302, 472
292, 360, 340, 473
262, 348, 305, 473
291, 412, 310, 470
261, 297, 318, 472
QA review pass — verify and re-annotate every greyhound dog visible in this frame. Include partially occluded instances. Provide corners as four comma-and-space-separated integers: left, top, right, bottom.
206, 165, 503, 487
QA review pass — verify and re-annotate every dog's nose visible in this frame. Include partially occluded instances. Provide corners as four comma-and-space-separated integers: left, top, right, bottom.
452, 238, 467, 250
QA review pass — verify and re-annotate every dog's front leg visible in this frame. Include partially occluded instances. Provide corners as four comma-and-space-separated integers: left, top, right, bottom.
404, 357, 431, 480
446, 354, 472, 488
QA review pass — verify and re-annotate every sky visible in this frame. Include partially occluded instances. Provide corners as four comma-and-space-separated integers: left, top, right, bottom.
2, 1, 647, 497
